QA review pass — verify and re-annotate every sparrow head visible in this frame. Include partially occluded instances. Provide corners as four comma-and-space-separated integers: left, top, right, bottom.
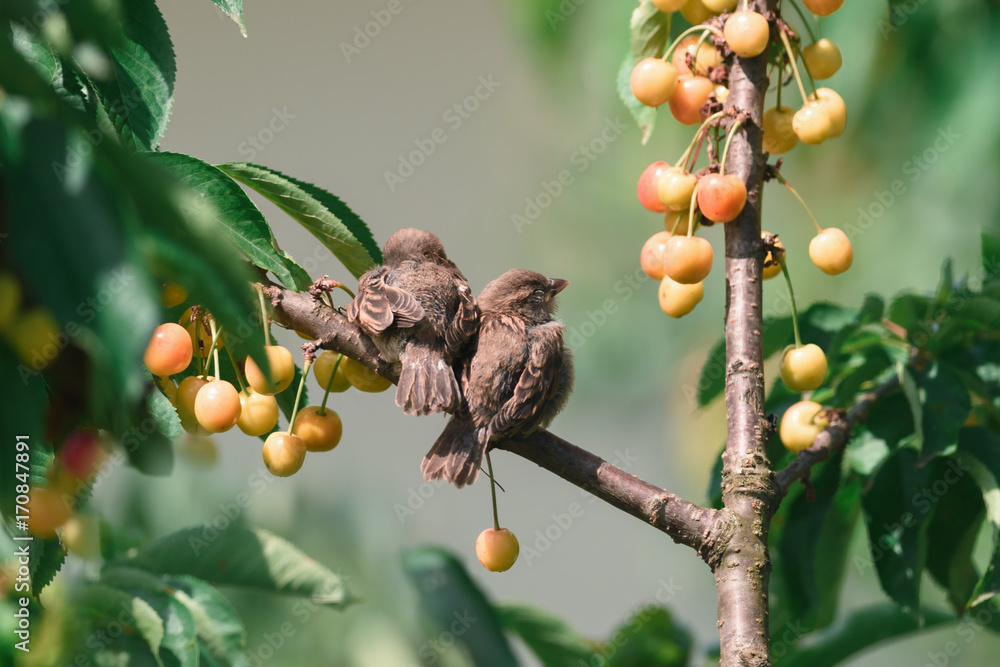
478, 269, 569, 325
383, 228, 449, 266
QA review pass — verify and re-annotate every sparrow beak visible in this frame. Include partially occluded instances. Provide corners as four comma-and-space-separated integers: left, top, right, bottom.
548, 278, 570, 295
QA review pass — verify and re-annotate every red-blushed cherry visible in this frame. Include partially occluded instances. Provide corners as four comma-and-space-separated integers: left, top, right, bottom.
657, 168, 698, 211
780, 401, 829, 452
638, 161, 671, 213
809, 228, 853, 275
262, 431, 307, 477
811, 88, 846, 137
658, 276, 704, 318
724, 11, 770, 58
342, 357, 392, 392
664, 236, 714, 284
672, 36, 722, 77
640, 231, 674, 281
144, 322, 193, 377
194, 379, 242, 433
293, 406, 343, 453
792, 102, 833, 145
60, 430, 105, 480
802, 38, 842, 80
476, 528, 520, 572
779, 344, 828, 391
245, 345, 296, 395
236, 389, 280, 437
761, 231, 784, 280
802, 0, 843, 17
697, 174, 747, 223
668, 76, 715, 125
630, 58, 679, 107
762, 106, 798, 154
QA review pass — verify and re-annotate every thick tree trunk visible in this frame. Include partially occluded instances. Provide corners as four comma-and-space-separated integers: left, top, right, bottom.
715, 1, 778, 665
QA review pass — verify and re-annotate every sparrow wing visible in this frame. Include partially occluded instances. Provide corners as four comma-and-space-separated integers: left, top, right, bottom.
487, 322, 565, 439
348, 268, 424, 335
383, 284, 425, 327
444, 284, 479, 358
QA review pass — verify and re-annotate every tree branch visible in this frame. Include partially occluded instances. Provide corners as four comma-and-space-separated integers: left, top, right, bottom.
774, 375, 900, 499
262, 283, 731, 562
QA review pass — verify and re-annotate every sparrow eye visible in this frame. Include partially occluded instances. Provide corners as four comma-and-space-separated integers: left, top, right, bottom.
531, 289, 546, 300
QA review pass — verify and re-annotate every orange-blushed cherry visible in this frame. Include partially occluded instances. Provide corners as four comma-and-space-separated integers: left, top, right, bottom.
652, 0, 688, 10
802, 38, 842, 80
680, 0, 714, 25
176, 375, 210, 434
641, 231, 674, 281
476, 528, 520, 572
630, 58, 679, 108
802, 0, 843, 17
762, 106, 798, 154
161, 283, 187, 308
657, 168, 698, 211
672, 36, 722, 77
342, 357, 392, 393
779, 344, 828, 392
638, 161, 671, 213
245, 345, 296, 395
664, 236, 714, 284
0, 272, 21, 332
809, 228, 853, 275
194, 379, 242, 433
8, 308, 59, 368
236, 389, 280, 437
144, 322, 193, 377
811, 88, 846, 137
664, 209, 692, 235
314, 351, 351, 393
792, 102, 833, 145
293, 406, 343, 453
780, 401, 829, 452
25, 487, 72, 538
761, 231, 784, 280
669, 76, 715, 126
724, 11, 770, 58
658, 276, 704, 318
262, 431, 307, 477
703, 0, 737, 10
697, 174, 747, 223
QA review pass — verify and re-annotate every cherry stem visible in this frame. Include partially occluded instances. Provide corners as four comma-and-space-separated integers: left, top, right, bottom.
669, 211, 686, 236
194, 316, 205, 376
779, 29, 809, 105
319, 354, 343, 416
257, 285, 272, 345
206, 320, 222, 382
675, 110, 728, 170
663, 25, 723, 63
332, 282, 356, 300
486, 451, 500, 531
288, 359, 312, 434
687, 184, 699, 237
779, 260, 803, 348
719, 120, 742, 177
774, 172, 824, 234
222, 335, 248, 393
786, 0, 819, 44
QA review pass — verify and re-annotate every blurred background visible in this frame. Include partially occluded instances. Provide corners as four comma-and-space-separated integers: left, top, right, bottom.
73, 0, 1000, 664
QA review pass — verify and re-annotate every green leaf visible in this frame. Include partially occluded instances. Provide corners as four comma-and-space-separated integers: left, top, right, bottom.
496, 603, 597, 665
29, 536, 67, 597
216, 162, 382, 278
10, 22, 59, 82
958, 428, 1000, 609
925, 464, 984, 614
166, 576, 248, 667
860, 447, 928, 614
984, 231, 1000, 282
120, 525, 353, 607
617, 52, 657, 146
773, 604, 954, 667
913, 362, 971, 464
150, 153, 312, 291
604, 606, 692, 667
629, 0, 670, 62
209, 0, 246, 37
94, 0, 176, 151
402, 547, 518, 667
75, 584, 166, 666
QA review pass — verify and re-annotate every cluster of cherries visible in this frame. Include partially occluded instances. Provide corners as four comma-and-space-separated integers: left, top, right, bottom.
631, 0, 851, 454
0, 271, 61, 370
144, 285, 390, 477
